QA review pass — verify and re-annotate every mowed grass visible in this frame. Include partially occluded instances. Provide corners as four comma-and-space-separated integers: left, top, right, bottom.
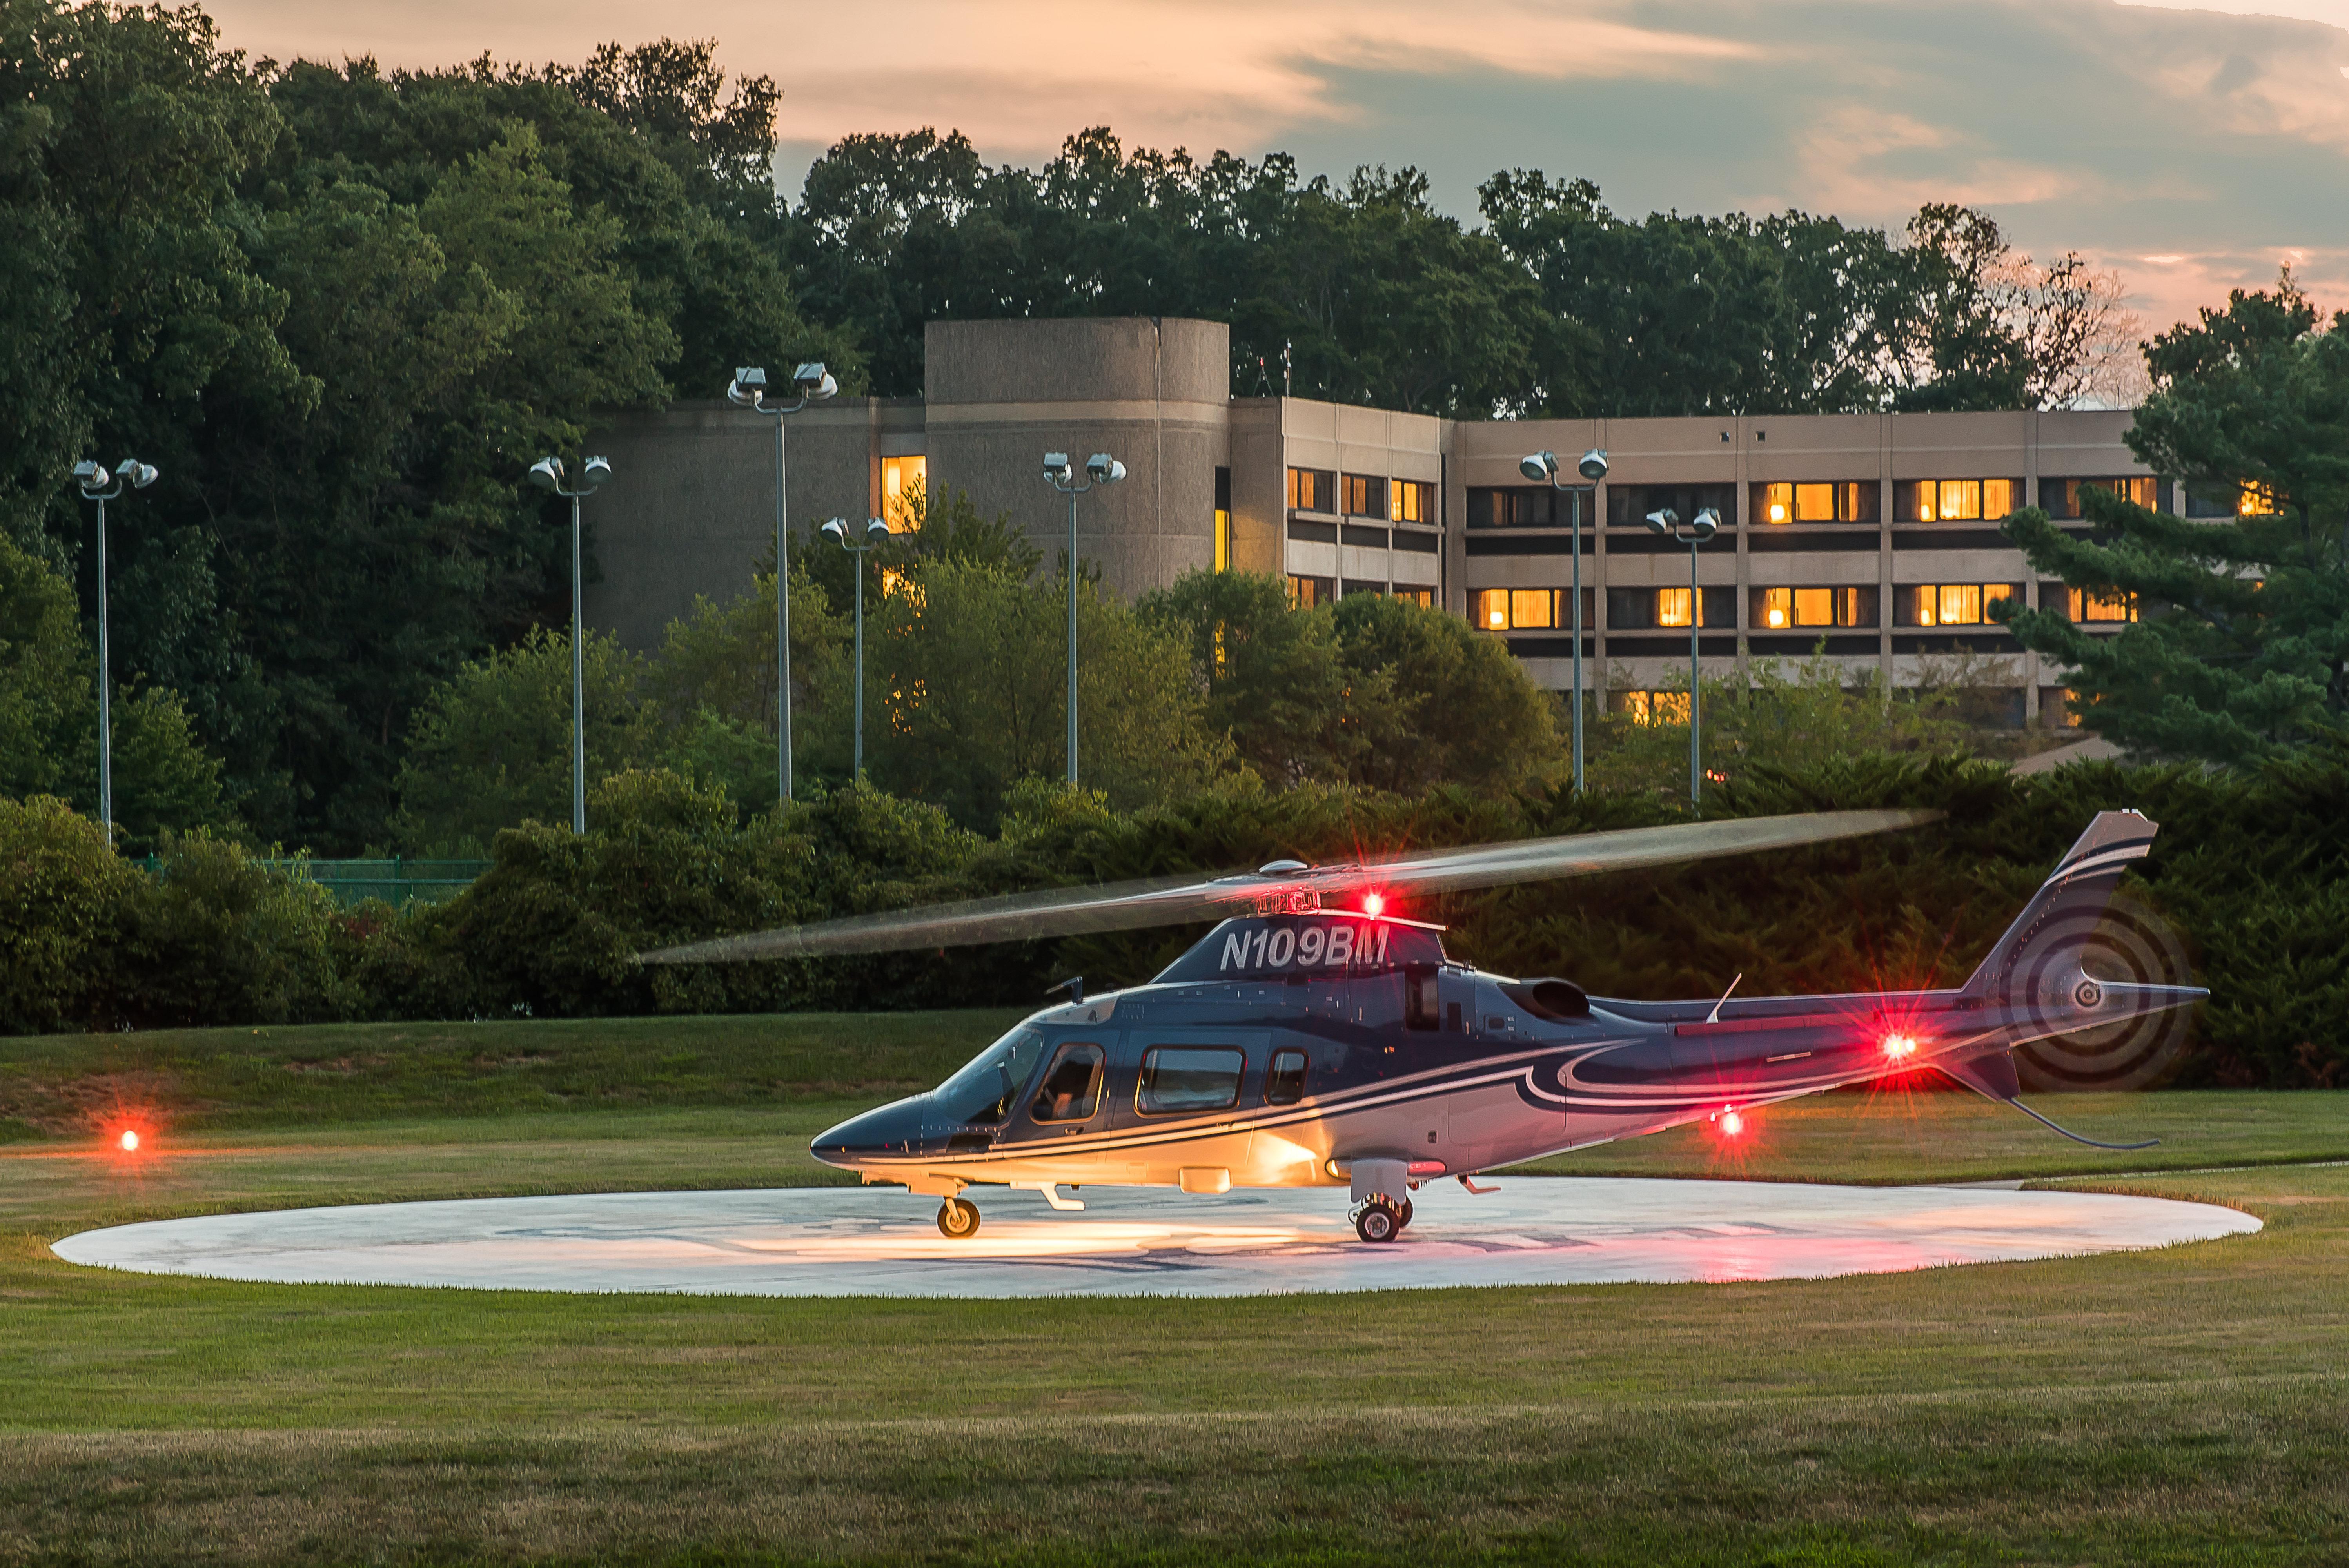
0, 1012, 2345, 1564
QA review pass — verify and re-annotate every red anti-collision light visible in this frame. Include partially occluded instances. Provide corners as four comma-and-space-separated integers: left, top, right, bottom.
1718, 1108, 1745, 1137
1882, 1033, 1919, 1061
1361, 893, 1385, 917
118, 1130, 140, 1152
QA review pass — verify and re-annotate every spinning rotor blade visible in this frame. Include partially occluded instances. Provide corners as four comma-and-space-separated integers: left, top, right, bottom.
639, 808, 1937, 965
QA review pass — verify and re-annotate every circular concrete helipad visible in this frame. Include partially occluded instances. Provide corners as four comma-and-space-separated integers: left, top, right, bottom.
51, 1179, 2258, 1298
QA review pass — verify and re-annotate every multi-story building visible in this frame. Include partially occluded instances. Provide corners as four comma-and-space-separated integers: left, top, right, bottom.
586, 316, 2181, 726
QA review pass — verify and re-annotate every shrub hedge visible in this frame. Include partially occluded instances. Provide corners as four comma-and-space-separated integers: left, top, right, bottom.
2, 752, 2343, 1086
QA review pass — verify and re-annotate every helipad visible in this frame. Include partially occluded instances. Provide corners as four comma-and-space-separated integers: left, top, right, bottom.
51, 1178, 2258, 1298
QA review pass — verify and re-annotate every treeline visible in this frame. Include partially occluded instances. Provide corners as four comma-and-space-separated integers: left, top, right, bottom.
4, 754, 2343, 1089
2, 0, 2153, 857
795, 132, 2143, 417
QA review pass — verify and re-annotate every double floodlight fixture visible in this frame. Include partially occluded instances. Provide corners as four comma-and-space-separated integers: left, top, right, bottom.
1517, 448, 1610, 485
820, 516, 893, 546
728, 362, 838, 410
73, 458, 157, 498
1645, 506, 1720, 543
1043, 452, 1125, 488
528, 456, 612, 495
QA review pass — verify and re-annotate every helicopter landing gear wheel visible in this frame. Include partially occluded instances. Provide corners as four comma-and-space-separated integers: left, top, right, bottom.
936, 1197, 980, 1240
1352, 1197, 1404, 1244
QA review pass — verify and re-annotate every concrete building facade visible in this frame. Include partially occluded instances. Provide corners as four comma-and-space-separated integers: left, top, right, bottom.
585, 316, 2155, 724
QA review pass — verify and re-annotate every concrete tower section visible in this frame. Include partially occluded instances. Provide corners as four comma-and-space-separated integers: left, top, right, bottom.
923, 318, 1232, 593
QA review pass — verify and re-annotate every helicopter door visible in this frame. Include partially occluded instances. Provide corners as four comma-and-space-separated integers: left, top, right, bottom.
1023, 1041, 1108, 1136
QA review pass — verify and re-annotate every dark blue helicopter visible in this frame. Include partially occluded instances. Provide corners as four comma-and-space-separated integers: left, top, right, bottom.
646, 810, 2197, 1243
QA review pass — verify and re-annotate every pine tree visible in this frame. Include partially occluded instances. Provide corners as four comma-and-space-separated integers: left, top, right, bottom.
1996, 276, 2349, 759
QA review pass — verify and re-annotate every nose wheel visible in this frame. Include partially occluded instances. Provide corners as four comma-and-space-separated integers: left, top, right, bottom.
936, 1197, 981, 1239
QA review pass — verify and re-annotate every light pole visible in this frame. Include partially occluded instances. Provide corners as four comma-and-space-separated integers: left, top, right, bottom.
1518, 447, 1608, 792
727, 363, 837, 807
71, 457, 159, 841
1643, 506, 1721, 805
528, 454, 614, 834
1042, 452, 1124, 786
820, 516, 893, 778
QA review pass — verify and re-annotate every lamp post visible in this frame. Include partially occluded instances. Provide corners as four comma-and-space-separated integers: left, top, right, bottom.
1518, 447, 1608, 791
727, 363, 837, 807
70, 457, 159, 840
528, 454, 614, 834
1643, 505, 1721, 804
1041, 451, 1125, 786
820, 516, 893, 777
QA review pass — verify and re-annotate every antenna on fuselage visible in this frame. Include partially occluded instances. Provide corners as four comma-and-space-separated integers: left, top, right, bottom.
1705, 973, 1743, 1024
1048, 975, 1085, 1005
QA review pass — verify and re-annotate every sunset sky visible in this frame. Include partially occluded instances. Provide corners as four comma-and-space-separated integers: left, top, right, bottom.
203, 0, 2349, 332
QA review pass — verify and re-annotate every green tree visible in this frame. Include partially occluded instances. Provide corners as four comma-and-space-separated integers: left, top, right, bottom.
644, 558, 851, 799
1331, 593, 1561, 793
861, 559, 1232, 824
1997, 278, 2349, 760
1138, 569, 1356, 783
1587, 648, 1977, 795
0, 532, 227, 850
392, 627, 663, 854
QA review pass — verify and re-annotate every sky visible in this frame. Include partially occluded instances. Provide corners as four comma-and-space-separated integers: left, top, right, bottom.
201, 0, 2349, 332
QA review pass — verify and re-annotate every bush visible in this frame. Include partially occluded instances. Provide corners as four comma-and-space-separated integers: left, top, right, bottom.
0, 796, 135, 1033
104, 834, 359, 1030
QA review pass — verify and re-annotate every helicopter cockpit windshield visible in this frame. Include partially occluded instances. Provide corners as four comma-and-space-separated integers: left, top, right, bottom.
931, 1026, 1047, 1126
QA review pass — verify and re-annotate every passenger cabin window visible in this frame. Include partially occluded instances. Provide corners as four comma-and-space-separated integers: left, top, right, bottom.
1264, 1049, 1309, 1105
1031, 1042, 1105, 1123
1137, 1047, 1245, 1115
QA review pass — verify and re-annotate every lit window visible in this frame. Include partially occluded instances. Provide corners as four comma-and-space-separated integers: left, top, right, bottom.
1287, 468, 1333, 512
1287, 575, 1332, 608
1472, 589, 1559, 630
880, 455, 927, 526
2068, 588, 2138, 623
1908, 583, 2019, 626
1656, 587, 1693, 628
1622, 691, 1691, 726
1214, 508, 1231, 572
1753, 481, 1876, 524
1760, 586, 1875, 628
2049, 477, 2157, 517
1394, 587, 1433, 608
1389, 480, 1434, 524
2239, 482, 2277, 517
1341, 474, 1387, 517
1907, 479, 2019, 522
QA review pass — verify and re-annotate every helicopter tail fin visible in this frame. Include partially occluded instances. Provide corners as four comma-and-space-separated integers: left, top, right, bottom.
1959, 810, 2158, 1001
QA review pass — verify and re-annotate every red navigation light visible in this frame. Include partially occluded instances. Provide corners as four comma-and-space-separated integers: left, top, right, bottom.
118, 1129, 140, 1152
1361, 892, 1385, 918
1881, 1033, 1919, 1062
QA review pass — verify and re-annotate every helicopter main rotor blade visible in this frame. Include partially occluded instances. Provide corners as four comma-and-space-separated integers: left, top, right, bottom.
638, 808, 1937, 965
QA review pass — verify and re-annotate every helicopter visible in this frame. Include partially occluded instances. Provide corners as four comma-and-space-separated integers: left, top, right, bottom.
643, 809, 2200, 1243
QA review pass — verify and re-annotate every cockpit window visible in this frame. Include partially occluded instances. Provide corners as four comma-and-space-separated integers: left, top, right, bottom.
933, 1027, 1046, 1126
1031, 1042, 1105, 1122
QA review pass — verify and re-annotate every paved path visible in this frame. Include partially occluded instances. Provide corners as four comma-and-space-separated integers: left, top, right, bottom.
52, 1179, 2259, 1299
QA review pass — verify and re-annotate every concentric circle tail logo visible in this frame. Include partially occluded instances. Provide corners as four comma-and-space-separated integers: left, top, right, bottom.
2011, 891, 2197, 1092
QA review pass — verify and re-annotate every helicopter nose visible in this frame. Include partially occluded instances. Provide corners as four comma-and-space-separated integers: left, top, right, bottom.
811, 1096, 929, 1168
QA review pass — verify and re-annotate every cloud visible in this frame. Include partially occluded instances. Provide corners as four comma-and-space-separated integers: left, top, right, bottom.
203, 0, 2349, 328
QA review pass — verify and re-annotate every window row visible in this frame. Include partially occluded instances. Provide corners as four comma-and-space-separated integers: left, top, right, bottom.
1288, 576, 1434, 609
1754, 481, 1877, 524
1473, 588, 1595, 631
1465, 582, 2133, 632
1288, 467, 1437, 523
1025, 1042, 1322, 1121
1466, 485, 1596, 529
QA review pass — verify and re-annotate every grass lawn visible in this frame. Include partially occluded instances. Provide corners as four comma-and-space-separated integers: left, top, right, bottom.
0, 1012, 2344, 1564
